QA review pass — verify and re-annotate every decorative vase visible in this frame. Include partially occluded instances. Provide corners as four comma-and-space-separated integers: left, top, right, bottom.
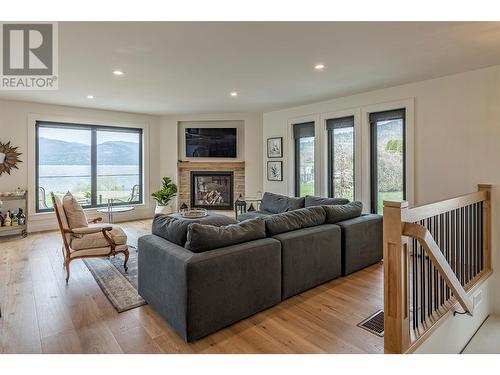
155, 204, 172, 215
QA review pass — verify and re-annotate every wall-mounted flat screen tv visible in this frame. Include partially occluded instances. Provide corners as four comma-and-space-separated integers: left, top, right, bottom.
185, 128, 237, 158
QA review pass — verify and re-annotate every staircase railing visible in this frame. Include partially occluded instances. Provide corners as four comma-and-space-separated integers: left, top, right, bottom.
383, 184, 492, 353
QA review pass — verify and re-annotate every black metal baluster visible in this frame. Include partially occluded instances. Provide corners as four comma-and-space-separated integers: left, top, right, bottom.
427, 217, 432, 318
479, 202, 483, 272
412, 237, 417, 330
440, 213, 445, 306
477, 202, 481, 275
461, 206, 465, 285
432, 215, 437, 315
420, 219, 425, 324
464, 206, 468, 285
472, 203, 476, 279
446, 211, 450, 300
469, 204, 472, 282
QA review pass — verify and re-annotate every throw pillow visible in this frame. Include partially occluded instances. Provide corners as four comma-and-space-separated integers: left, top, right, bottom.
260, 192, 305, 213
264, 206, 326, 236
305, 195, 350, 207
152, 213, 237, 246
185, 218, 266, 253
323, 201, 363, 224
62, 192, 88, 229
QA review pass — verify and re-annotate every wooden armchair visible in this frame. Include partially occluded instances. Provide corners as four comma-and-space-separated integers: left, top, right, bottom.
51, 192, 129, 283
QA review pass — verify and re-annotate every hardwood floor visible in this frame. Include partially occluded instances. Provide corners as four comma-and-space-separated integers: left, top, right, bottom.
0, 220, 384, 354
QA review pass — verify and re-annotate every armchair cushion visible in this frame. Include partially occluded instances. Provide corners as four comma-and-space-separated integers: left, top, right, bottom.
63, 192, 88, 229
70, 224, 127, 250
71, 226, 112, 234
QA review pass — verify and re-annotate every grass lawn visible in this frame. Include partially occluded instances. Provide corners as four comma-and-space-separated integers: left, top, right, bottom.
300, 182, 315, 197
377, 191, 403, 214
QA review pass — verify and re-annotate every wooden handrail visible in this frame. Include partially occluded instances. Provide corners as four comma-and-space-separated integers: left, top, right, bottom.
404, 190, 487, 223
383, 184, 492, 354
402, 222, 474, 315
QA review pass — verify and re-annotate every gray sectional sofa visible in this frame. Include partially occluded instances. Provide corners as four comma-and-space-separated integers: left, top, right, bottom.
138, 193, 382, 342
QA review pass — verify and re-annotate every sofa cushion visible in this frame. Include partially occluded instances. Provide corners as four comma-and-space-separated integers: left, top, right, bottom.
264, 206, 326, 236
185, 218, 266, 253
260, 192, 305, 214
236, 210, 273, 222
152, 213, 237, 246
273, 224, 342, 299
62, 192, 88, 229
337, 214, 383, 275
70, 224, 127, 250
305, 195, 349, 207
323, 201, 363, 224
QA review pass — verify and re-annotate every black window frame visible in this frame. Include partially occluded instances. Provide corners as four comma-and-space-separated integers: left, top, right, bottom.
327, 116, 355, 200
293, 121, 315, 197
369, 108, 406, 214
35, 121, 143, 213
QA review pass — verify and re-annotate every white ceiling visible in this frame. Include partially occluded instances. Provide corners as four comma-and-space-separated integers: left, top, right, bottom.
2, 22, 500, 115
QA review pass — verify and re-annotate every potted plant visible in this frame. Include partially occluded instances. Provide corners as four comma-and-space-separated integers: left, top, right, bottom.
152, 176, 178, 215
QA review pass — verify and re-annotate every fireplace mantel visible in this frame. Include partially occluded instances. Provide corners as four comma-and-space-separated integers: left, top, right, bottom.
177, 161, 245, 169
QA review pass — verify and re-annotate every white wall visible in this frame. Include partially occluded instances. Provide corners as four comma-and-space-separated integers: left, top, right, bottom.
159, 112, 263, 202
263, 65, 500, 206
263, 65, 500, 352
0, 99, 162, 232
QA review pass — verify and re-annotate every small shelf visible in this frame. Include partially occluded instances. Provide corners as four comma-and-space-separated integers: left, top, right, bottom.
0, 194, 27, 201
0, 224, 26, 232
0, 191, 28, 237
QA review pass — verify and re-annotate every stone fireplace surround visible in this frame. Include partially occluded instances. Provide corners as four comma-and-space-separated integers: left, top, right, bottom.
177, 161, 245, 211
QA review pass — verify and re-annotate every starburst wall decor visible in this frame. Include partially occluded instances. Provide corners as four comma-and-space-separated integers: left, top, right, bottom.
0, 141, 22, 176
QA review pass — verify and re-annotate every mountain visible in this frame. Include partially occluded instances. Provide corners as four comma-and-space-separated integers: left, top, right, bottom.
39, 137, 139, 165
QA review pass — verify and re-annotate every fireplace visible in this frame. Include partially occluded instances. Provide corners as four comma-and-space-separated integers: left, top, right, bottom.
190, 171, 234, 210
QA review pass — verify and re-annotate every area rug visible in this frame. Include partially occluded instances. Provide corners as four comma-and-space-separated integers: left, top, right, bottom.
83, 249, 146, 312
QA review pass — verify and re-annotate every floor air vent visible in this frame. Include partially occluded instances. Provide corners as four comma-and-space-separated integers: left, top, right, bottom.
357, 310, 384, 337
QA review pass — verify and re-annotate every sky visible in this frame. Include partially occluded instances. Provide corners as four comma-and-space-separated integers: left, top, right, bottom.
39, 127, 139, 145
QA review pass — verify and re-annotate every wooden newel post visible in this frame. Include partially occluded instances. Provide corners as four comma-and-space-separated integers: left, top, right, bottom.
478, 184, 492, 271
383, 200, 410, 354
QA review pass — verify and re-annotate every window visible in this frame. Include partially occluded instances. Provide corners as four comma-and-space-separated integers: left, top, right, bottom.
36, 121, 143, 212
293, 122, 315, 197
369, 109, 406, 214
327, 116, 355, 201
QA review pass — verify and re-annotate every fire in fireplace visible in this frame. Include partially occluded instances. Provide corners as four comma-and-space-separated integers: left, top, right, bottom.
190, 171, 234, 210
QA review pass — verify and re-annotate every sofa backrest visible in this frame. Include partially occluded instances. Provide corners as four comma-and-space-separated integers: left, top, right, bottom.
323, 201, 363, 224
260, 192, 305, 213
185, 218, 266, 253
305, 195, 349, 207
152, 213, 237, 246
264, 206, 326, 236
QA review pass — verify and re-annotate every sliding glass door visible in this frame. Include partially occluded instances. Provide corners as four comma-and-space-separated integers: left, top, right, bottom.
293, 122, 315, 197
370, 109, 406, 214
327, 116, 354, 201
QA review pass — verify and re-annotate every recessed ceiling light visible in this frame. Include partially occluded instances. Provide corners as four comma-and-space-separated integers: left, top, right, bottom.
87, 95, 94, 99
230, 91, 238, 97
314, 64, 325, 70
113, 70, 124, 76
